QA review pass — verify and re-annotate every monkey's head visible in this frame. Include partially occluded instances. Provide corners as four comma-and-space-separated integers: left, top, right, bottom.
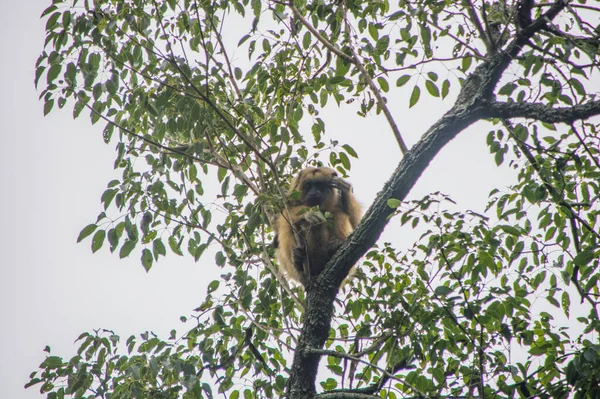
289, 167, 349, 209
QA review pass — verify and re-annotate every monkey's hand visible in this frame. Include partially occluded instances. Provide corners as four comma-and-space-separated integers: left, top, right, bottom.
293, 246, 307, 273
304, 212, 326, 226
297, 208, 326, 227
331, 177, 354, 211
330, 177, 352, 192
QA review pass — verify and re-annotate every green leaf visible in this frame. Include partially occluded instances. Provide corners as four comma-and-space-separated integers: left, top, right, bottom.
387, 198, 401, 208
396, 74, 411, 87
41, 4, 58, 18
561, 291, 570, 317
342, 144, 358, 158
375, 35, 390, 53
500, 225, 521, 236
77, 224, 98, 243
119, 240, 136, 259
262, 38, 271, 53
435, 286, 453, 296
169, 236, 183, 256
217, 167, 227, 182
237, 34, 251, 46
215, 251, 226, 266
43, 99, 54, 116
441, 79, 450, 99
569, 78, 585, 96
388, 10, 404, 21
208, 280, 220, 293
41, 356, 64, 368
461, 56, 472, 72
368, 23, 379, 40
34, 66, 46, 88
245, 212, 261, 235
427, 72, 438, 82
377, 77, 389, 92
91, 230, 106, 253
495, 150, 504, 166
302, 32, 311, 49
425, 80, 439, 97
409, 85, 420, 108
351, 300, 363, 320
108, 228, 119, 252
498, 83, 517, 96
420, 25, 431, 50
46, 64, 61, 84
141, 249, 153, 272
339, 152, 350, 169
573, 250, 594, 266
153, 239, 166, 259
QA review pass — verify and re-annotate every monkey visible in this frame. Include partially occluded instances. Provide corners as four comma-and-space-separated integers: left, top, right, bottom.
274, 167, 362, 287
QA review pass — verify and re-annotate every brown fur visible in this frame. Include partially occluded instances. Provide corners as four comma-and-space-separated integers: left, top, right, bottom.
275, 167, 361, 287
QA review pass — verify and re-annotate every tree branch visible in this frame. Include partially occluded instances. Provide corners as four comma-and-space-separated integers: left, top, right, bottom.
487, 100, 600, 124
307, 348, 427, 397
462, 0, 493, 52
286, 1, 354, 64
341, 4, 408, 154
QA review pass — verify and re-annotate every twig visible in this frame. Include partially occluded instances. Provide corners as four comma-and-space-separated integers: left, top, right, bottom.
341, 3, 408, 154
286, 1, 354, 64
463, 0, 492, 52
502, 119, 598, 308
305, 348, 428, 398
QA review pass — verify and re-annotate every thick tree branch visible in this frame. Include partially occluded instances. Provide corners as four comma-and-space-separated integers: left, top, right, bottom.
488, 100, 600, 124
286, 2, 574, 397
287, 78, 486, 398
481, 0, 569, 97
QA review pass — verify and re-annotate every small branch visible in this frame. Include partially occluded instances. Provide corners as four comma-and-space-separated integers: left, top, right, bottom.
487, 100, 600, 124
340, 4, 408, 154
317, 392, 381, 399
570, 124, 600, 169
381, 56, 469, 73
502, 120, 600, 242
352, 331, 393, 357
428, 20, 485, 59
477, 325, 485, 399
261, 253, 304, 311
152, 1, 275, 171
502, 120, 599, 308
286, 1, 354, 64
82, 102, 211, 164
306, 348, 427, 398
348, 46, 408, 154
208, 11, 243, 99
287, 0, 409, 154
462, 0, 492, 52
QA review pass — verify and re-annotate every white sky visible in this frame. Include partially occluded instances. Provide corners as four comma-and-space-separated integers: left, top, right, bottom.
0, 1, 517, 398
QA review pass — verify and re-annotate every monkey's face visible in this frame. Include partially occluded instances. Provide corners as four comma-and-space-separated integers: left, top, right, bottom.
302, 180, 333, 207
289, 167, 345, 210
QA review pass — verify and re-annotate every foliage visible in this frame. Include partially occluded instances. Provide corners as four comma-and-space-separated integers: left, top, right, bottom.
29, 0, 600, 398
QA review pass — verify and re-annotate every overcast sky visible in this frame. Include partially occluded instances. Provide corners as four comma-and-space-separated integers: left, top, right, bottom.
0, 1, 517, 398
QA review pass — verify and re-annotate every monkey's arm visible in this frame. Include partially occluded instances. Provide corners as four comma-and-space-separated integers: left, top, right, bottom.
333, 178, 362, 228
275, 208, 309, 285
